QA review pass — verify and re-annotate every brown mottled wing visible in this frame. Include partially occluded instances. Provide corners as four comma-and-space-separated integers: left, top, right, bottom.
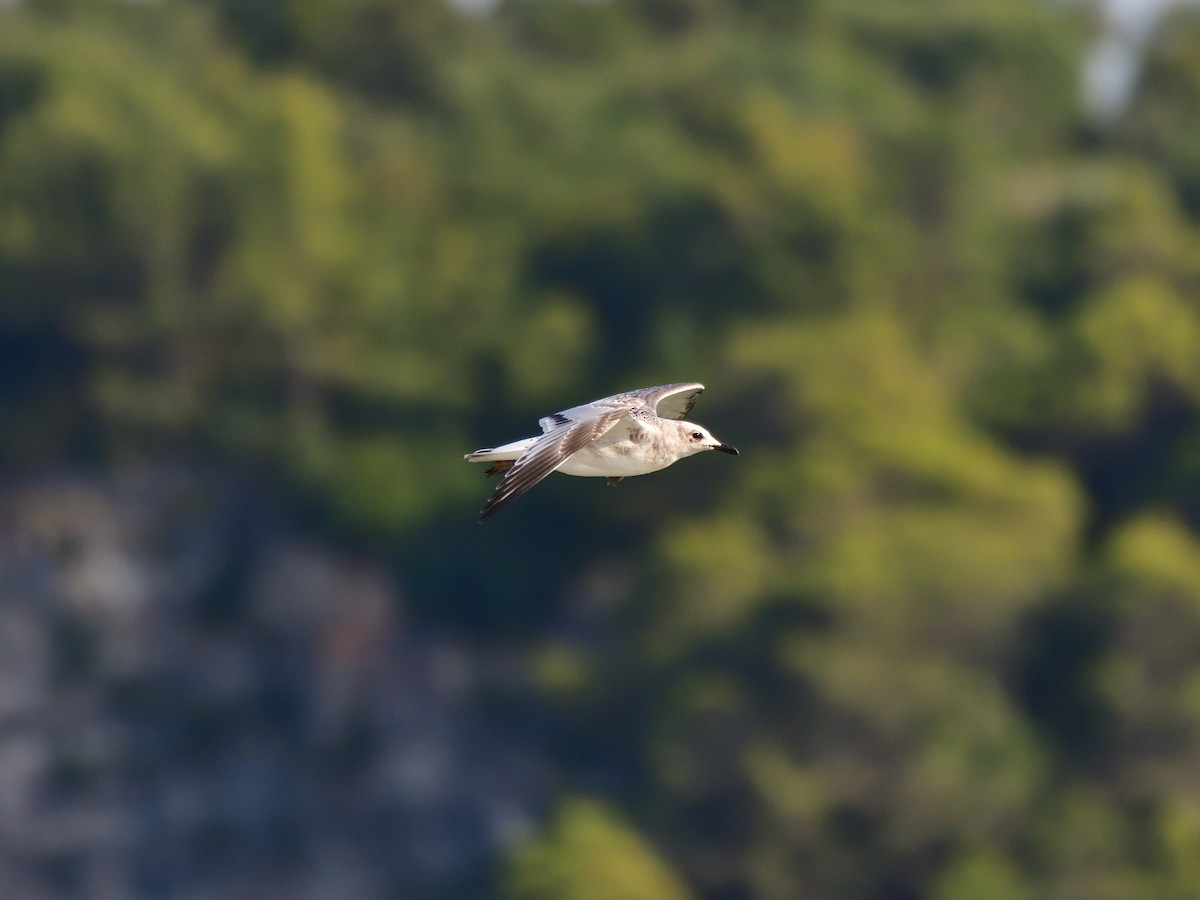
478, 407, 631, 522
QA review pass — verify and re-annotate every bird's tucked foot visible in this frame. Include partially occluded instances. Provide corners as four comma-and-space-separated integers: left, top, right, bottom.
607, 477, 624, 486
485, 460, 514, 478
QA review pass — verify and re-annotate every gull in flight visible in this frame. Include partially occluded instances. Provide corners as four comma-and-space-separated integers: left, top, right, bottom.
465, 382, 738, 522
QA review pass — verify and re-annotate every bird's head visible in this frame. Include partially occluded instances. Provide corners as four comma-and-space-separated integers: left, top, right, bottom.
677, 421, 739, 458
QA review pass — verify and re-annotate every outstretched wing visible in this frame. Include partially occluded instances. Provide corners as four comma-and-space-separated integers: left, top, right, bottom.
479, 407, 632, 522
545, 383, 704, 428
618, 383, 705, 419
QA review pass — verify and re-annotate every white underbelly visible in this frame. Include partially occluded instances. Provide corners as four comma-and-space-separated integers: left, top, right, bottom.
557, 443, 674, 478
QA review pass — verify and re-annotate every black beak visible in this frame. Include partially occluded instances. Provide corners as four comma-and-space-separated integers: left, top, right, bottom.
714, 443, 739, 456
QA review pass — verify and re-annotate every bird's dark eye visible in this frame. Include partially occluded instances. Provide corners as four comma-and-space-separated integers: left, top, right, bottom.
692, 432, 703, 440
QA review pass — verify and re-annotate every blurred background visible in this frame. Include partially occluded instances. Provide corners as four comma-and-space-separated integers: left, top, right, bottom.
3, 0, 1200, 897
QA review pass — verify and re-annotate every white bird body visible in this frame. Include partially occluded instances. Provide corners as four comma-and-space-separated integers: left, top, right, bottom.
469, 420, 697, 477
464, 383, 738, 521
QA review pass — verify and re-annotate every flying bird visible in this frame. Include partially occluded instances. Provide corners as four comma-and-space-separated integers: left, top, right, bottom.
465, 382, 738, 522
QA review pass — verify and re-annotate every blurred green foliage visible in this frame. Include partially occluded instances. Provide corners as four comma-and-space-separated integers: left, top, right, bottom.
5, 0, 1200, 896
506, 797, 694, 900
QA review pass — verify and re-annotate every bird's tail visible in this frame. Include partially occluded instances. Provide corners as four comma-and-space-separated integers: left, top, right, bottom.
463, 437, 537, 464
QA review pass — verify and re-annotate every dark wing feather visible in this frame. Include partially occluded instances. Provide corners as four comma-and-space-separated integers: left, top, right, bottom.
478, 408, 630, 522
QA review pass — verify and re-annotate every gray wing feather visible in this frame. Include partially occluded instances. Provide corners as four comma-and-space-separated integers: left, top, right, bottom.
538, 412, 571, 433
622, 382, 705, 419
551, 383, 704, 425
479, 408, 631, 522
